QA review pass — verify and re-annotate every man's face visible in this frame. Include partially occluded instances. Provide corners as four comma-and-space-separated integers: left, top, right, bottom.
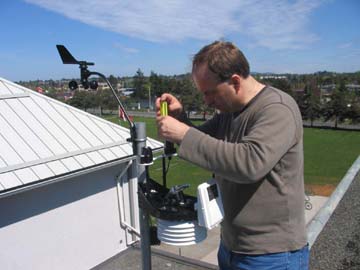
192, 64, 237, 112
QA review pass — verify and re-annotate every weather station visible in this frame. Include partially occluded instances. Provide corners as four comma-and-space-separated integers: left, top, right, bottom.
56, 45, 224, 270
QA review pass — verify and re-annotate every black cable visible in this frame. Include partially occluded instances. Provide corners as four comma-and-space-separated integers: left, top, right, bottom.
165, 157, 172, 175
145, 166, 151, 195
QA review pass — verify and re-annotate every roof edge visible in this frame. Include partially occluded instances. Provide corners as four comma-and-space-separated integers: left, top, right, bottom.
0, 155, 136, 200
306, 155, 360, 248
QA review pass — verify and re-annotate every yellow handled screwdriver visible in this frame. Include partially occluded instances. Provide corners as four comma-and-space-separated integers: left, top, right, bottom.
159, 101, 176, 155
160, 100, 168, 116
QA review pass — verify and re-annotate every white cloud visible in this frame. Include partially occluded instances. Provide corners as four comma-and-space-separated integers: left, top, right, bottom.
113, 42, 139, 54
25, 0, 324, 50
338, 42, 352, 49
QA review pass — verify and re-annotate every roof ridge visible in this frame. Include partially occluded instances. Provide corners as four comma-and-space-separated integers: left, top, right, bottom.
0, 77, 129, 135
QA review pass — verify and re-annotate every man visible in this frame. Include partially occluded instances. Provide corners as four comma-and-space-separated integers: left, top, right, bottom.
156, 41, 309, 270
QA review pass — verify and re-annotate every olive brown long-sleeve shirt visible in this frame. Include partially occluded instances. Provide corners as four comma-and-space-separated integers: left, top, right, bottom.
178, 86, 307, 254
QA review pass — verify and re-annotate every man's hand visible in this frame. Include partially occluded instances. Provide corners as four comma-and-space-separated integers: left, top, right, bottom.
155, 93, 183, 118
156, 115, 190, 144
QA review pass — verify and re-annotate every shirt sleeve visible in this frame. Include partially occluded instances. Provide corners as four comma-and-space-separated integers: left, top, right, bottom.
178, 104, 297, 183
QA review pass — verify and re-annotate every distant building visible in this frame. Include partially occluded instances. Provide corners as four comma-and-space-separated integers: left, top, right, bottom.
319, 83, 360, 103
97, 82, 110, 90
63, 91, 74, 101
346, 84, 360, 92
292, 87, 305, 100
259, 75, 287, 80
119, 87, 135, 96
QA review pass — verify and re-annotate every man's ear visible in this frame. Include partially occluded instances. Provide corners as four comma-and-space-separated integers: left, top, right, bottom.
231, 74, 242, 93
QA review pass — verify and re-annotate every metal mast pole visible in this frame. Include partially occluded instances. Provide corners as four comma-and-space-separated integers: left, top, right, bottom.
133, 122, 151, 270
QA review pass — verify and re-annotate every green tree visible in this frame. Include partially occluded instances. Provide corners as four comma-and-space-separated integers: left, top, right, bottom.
300, 81, 322, 127
344, 92, 360, 124
67, 90, 96, 111
96, 89, 118, 112
322, 80, 348, 129
173, 75, 203, 116
108, 75, 118, 89
132, 68, 147, 100
261, 78, 292, 96
149, 71, 164, 97
44, 88, 58, 100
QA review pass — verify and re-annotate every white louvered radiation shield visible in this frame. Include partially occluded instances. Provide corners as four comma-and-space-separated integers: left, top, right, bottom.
157, 219, 207, 246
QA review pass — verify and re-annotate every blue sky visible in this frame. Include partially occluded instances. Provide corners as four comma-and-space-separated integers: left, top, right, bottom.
0, 0, 359, 81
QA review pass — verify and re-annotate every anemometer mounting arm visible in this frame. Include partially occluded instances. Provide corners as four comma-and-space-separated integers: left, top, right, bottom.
56, 45, 135, 131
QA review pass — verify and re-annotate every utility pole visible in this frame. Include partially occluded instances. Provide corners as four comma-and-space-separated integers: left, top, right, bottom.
148, 84, 152, 110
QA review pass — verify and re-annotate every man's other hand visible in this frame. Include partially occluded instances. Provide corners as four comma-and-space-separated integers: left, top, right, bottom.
156, 115, 190, 144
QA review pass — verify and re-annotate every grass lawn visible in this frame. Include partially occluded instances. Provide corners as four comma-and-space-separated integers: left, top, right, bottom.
104, 115, 360, 195
303, 128, 360, 185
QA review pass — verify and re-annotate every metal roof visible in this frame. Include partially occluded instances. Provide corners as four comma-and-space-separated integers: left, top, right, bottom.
0, 77, 162, 195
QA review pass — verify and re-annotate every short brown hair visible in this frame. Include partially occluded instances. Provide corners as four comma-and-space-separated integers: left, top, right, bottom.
192, 41, 250, 82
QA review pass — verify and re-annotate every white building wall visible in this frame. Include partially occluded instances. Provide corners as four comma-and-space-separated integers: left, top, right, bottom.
0, 163, 136, 270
